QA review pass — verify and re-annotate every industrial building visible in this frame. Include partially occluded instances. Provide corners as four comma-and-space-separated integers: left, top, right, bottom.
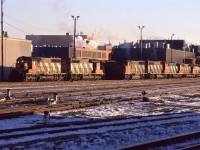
26, 34, 73, 47
192, 45, 200, 64
26, 33, 95, 47
112, 40, 195, 63
27, 34, 112, 60
138, 40, 185, 50
32, 46, 111, 60
0, 37, 32, 81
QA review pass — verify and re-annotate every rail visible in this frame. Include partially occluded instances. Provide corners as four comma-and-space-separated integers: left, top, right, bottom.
121, 131, 200, 150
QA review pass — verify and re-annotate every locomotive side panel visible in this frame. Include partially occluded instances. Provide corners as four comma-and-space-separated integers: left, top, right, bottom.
128, 61, 145, 75
144, 61, 163, 79
34, 58, 61, 74
179, 64, 185, 75
182, 64, 192, 74
192, 65, 200, 75
61, 58, 104, 80
146, 61, 163, 74
169, 63, 179, 74
179, 63, 192, 77
162, 62, 179, 78
124, 61, 145, 79
27, 58, 63, 81
10, 57, 65, 81
163, 62, 170, 74
93, 62, 104, 74
70, 62, 93, 75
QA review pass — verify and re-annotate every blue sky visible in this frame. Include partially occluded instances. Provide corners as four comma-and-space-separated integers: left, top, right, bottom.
4, 0, 200, 45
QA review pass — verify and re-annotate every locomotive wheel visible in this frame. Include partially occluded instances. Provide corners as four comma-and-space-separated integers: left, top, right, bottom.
125, 75, 130, 80
149, 74, 154, 79
97, 75, 101, 80
140, 75, 144, 79
80, 75, 83, 80
71, 75, 76, 81
58, 75, 63, 81
129, 75, 133, 80
36, 76, 40, 82
94, 75, 99, 80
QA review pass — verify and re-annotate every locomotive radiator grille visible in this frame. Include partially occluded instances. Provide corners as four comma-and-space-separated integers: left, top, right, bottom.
170, 66, 178, 74
149, 65, 163, 74
184, 66, 191, 74
132, 65, 145, 74
71, 63, 93, 74
37, 60, 61, 74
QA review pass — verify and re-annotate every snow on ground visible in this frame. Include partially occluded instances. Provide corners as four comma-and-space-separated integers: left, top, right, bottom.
1, 93, 200, 149
2, 112, 200, 149
7, 113, 200, 150
62, 85, 200, 102
1, 94, 200, 130
56, 94, 200, 118
0, 114, 91, 130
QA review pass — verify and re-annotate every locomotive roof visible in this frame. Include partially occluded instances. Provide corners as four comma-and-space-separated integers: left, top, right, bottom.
17, 56, 61, 62
32, 57, 61, 60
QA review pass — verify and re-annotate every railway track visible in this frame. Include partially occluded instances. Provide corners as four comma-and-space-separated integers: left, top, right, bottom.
1, 112, 200, 149
179, 144, 200, 150
0, 78, 199, 98
0, 79, 200, 149
0, 79, 199, 102
122, 131, 200, 150
0, 78, 200, 115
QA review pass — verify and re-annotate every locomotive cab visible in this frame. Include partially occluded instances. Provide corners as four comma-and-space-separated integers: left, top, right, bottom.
10, 56, 32, 81
16, 56, 32, 71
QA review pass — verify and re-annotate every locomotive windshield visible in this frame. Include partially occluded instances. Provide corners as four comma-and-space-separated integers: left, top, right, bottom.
16, 57, 32, 70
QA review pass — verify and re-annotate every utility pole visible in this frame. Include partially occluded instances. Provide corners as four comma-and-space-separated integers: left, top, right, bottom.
138, 26, 145, 60
1, 0, 4, 81
171, 34, 175, 62
71, 15, 80, 59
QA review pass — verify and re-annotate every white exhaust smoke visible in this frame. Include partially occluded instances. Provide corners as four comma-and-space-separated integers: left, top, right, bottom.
75, 36, 98, 49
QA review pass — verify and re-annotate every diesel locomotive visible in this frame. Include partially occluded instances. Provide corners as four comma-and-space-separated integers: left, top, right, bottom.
10, 56, 104, 81
10, 56, 200, 81
104, 60, 200, 80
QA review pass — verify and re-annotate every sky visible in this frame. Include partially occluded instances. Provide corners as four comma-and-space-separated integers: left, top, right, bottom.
3, 0, 200, 45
